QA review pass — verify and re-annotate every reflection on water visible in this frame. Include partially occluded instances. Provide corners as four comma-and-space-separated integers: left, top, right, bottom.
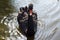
1, 13, 45, 40
0, 0, 14, 40
0, 0, 60, 40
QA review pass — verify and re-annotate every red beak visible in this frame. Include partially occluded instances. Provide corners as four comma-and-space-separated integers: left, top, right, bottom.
29, 10, 32, 15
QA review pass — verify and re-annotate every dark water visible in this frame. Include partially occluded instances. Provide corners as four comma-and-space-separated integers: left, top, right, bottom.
0, 0, 14, 40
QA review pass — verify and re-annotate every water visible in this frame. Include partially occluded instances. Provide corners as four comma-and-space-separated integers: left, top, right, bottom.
1, 0, 60, 40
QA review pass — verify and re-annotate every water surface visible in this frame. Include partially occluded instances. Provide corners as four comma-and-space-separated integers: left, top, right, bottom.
0, 0, 60, 40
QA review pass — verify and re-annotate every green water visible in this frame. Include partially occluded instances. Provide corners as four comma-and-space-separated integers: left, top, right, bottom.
0, 0, 14, 40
